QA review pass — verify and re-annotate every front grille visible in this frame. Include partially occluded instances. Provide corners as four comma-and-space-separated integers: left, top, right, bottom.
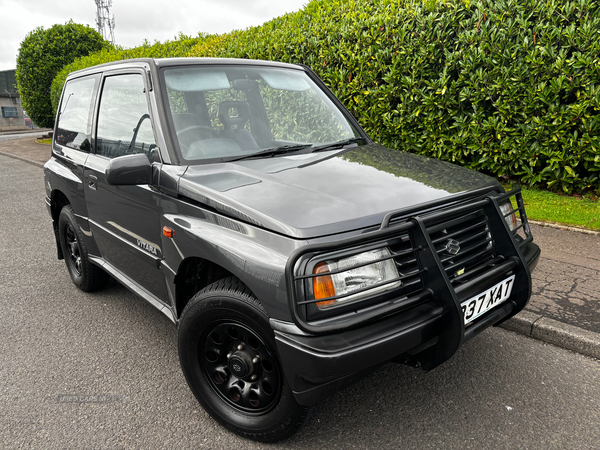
425, 208, 495, 284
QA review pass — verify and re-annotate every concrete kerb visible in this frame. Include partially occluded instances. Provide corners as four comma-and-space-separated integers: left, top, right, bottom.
0, 150, 44, 168
499, 221, 600, 360
0, 128, 51, 136
500, 311, 600, 360
529, 219, 600, 237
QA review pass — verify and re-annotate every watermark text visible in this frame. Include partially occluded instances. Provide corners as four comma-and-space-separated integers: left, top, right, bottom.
57, 394, 124, 404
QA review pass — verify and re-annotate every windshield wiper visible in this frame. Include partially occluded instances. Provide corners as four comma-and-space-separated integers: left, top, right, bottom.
224, 144, 313, 162
221, 138, 364, 163
310, 137, 367, 153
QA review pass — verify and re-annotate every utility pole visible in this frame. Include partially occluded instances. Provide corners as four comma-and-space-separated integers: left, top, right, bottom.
95, 0, 115, 44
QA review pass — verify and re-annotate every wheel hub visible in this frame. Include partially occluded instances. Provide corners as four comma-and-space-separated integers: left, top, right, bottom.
228, 351, 254, 378
200, 321, 281, 413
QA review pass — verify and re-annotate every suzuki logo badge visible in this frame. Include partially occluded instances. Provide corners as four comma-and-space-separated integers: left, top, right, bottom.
445, 239, 460, 255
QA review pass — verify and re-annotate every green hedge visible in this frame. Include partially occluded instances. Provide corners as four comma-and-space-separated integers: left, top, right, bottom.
53, 0, 600, 193
187, 0, 600, 193
16, 21, 108, 128
50, 34, 206, 115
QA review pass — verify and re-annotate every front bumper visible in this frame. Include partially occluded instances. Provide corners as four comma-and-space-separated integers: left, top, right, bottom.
273, 301, 443, 406
275, 187, 540, 406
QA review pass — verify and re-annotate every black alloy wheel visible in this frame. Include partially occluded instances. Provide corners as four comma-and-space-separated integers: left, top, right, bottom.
58, 205, 109, 292
178, 277, 316, 442
200, 321, 281, 414
64, 222, 83, 277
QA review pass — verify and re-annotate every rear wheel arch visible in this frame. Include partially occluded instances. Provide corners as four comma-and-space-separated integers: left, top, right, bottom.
50, 190, 71, 259
57, 204, 109, 291
51, 189, 71, 223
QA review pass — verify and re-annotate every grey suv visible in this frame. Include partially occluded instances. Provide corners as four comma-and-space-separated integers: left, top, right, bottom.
44, 57, 540, 442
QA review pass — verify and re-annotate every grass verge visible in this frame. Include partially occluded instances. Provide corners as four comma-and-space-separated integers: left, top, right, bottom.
36, 138, 52, 145
510, 185, 600, 231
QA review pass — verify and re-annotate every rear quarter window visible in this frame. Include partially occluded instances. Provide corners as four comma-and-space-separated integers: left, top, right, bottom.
55, 75, 99, 151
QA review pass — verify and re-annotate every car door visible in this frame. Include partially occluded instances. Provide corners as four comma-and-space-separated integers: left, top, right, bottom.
50, 74, 100, 235
84, 70, 168, 301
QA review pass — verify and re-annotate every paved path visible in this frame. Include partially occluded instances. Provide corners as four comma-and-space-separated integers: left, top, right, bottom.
529, 225, 600, 334
0, 133, 50, 163
1, 135, 599, 359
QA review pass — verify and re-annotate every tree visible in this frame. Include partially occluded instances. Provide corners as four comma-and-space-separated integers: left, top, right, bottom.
16, 21, 108, 128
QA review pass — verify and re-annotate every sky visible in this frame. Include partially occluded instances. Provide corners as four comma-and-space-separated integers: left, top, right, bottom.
0, 0, 308, 71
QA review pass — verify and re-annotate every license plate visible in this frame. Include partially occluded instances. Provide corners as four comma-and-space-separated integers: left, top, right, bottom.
461, 275, 516, 325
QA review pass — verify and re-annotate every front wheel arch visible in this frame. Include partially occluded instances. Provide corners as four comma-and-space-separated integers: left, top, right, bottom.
174, 256, 234, 319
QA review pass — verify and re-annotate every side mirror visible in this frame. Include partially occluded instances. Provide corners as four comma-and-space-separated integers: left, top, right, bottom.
105, 154, 153, 185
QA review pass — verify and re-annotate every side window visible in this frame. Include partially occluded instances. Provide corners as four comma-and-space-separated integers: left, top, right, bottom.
55, 75, 98, 151
96, 74, 156, 159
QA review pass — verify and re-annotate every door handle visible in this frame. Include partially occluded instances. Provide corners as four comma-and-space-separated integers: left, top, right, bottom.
88, 174, 98, 190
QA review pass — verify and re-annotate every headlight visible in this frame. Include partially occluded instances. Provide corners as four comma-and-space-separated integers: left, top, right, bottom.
499, 202, 518, 231
312, 248, 401, 309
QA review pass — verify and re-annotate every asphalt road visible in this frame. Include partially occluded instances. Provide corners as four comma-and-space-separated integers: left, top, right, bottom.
1, 154, 599, 449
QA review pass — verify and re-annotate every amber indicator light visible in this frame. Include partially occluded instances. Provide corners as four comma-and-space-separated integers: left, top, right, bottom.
313, 262, 336, 308
163, 226, 175, 238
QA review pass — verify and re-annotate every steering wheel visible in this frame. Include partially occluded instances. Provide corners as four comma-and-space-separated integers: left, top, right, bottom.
127, 114, 150, 154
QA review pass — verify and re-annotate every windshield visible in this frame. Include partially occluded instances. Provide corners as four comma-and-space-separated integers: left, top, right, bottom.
162, 65, 362, 162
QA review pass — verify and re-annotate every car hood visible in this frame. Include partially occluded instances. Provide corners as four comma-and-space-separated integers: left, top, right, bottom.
178, 143, 501, 239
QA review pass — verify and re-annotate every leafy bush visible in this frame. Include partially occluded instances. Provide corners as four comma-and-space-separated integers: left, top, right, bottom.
50, 34, 206, 115
190, 0, 600, 193
16, 21, 108, 128
52, 0, 600, 193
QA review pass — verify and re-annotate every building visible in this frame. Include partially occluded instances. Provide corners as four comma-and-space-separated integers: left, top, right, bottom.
0, 69, 28, 131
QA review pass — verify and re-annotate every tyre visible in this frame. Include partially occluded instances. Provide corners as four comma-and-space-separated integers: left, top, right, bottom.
58, 205, 109, 292
177, 277, 316, 442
